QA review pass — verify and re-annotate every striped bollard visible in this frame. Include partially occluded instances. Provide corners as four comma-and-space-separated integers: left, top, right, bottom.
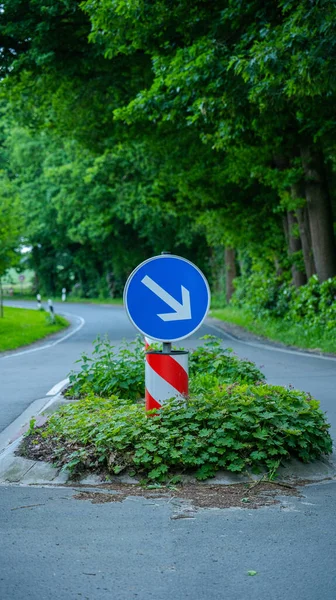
144, 336, 156, 351
145, 350, 188, 411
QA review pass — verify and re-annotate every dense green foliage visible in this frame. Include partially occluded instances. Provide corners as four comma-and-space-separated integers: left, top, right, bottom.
66, 336, 265, 401
26, 335, 329, 481
288, 276, 336, 331
0, 1, 335, 338
232, 272, 336, 334
33, 384, 331, 481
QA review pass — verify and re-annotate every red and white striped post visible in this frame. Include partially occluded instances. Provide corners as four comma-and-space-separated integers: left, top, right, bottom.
144, 336, 156, 351
145, 346, 188, 411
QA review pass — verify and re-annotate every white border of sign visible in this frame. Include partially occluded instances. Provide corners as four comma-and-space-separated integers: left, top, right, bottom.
123, 254, 211, 342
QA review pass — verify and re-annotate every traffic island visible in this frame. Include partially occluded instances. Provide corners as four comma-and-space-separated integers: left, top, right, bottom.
3, 334, 333, 506
16, 384, 333, 485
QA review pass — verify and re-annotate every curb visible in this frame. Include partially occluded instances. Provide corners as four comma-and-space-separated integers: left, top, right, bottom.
0, 380, 71, 485
1, 419, 335, 488
0, 379, 70, 454
1, 379, 335, 488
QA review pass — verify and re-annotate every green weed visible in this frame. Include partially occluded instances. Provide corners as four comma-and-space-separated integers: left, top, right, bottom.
40, 384, 332, 481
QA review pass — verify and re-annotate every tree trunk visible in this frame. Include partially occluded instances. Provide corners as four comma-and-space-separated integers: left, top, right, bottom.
274, 257, 283, 277
300, 147, 336, 281
106, 271, 116, 298
292, 180, 316, 279
287, 211, 307, 287
282, 214, 289, 247
225, 248, 237, 303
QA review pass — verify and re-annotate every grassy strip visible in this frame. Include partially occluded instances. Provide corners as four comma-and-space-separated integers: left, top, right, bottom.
3, 294, 123, 305
210, 306, 336, 355
0, 307, 69, 352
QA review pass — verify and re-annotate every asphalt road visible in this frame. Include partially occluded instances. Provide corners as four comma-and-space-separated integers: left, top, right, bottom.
1, 481, 336, 600
1, 301, 336, 435
0, 300, 336, 600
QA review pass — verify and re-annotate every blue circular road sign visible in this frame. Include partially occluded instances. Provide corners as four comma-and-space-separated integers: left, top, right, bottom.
124, 254, 211, 342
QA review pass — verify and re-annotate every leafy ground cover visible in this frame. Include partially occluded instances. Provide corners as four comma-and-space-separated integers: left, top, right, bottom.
21, 336, 332, 481
210, 307, 336, 355
65, 336, 265, 400
23, 385, 332, 483
0, 307, 69, 352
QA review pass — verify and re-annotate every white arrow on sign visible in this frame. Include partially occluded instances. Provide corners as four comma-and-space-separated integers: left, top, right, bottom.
141, 275, 192, 321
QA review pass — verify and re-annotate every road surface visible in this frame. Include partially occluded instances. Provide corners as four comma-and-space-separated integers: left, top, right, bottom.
0, 301, 335, 600
1, 301, 335, 436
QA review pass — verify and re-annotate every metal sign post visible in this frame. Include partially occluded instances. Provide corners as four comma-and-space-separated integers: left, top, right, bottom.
124, 254, 211, 411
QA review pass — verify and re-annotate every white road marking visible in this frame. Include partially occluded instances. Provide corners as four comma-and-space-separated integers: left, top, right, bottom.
207, 322, 336, 362
46, 378, 69, 396
0, 314, 85, 360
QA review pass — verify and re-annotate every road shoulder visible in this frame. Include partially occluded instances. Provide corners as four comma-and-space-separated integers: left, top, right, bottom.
207, 316, 336, 359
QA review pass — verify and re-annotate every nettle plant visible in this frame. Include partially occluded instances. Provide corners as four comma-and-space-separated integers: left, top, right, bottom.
30, 334, 332, 482
66, 336, 145, 401
40, 384, 332, 481
189, 336, 265, 387
66, 335, 265, 401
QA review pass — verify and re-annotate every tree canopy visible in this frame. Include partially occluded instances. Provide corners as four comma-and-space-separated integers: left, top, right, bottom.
0, 0, 335, 299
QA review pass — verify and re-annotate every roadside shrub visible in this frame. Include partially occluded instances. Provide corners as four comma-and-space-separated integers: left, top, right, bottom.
66, 335, 265, 400
189, 336, 265, 384
36, 384, 332, 481
232, 268, 292, 319
66, 337, 145, 401
232, 269, 336, 333
287, 275, 336, 331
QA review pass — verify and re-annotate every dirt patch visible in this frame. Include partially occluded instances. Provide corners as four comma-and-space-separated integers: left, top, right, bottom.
18, 430, 305, 509
72, 480, 301, 510
18, 430, 90, 464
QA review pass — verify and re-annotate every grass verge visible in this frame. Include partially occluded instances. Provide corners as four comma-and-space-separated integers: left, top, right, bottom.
0, 307, 69, 352
210, 307, 336, 355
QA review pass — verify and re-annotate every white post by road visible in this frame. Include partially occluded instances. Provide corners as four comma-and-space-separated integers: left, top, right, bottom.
36, 294, 42, 310
62, 288, 66, 302
48, 299, 55, 323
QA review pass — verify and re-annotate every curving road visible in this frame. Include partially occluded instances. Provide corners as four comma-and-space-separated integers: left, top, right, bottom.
1, 301, 336, 600
1, 301, 336, 437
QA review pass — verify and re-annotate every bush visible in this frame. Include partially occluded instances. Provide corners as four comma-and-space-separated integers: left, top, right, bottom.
287, 275, 336, 331
232, 268, 336, 333
67, 337, 145, 401
189, 336, 265, 385
66, 335, 265, 400
232, 267, 292, 319
36, 383, 332, 481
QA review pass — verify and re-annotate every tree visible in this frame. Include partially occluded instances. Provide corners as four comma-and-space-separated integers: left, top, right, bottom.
85, 0, 336, 281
